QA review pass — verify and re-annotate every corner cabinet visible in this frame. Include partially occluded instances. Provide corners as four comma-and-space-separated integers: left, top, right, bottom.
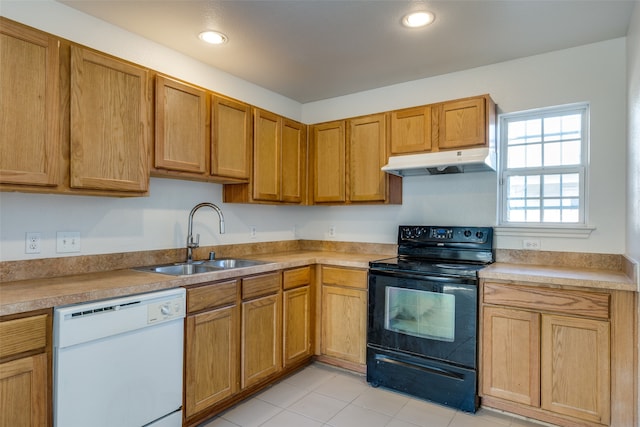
480, 281, 636, 427
319, 266, 368, 371
0, 310, 51, 427
70, 46, 150, 193
223, 108, 306, 204
0, 18, 60, 187
310, 115, 401, 205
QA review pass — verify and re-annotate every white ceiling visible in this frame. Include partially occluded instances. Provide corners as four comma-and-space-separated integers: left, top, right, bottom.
58, 0, 636, 103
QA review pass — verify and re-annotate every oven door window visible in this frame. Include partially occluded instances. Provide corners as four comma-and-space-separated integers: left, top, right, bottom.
384, 286, 455, 342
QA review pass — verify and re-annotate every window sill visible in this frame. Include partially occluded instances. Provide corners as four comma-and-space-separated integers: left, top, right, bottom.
494, 225, 596, 239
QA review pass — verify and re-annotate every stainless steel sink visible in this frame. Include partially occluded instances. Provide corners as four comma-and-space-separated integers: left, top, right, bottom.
134, 262, 223, 276
200, 258, 267, 269
134, 259, 268, 276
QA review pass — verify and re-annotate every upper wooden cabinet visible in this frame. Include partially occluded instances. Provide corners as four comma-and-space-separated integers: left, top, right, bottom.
212, 96, 252, 181
310, 120, 346, 203
436, 95, 494, 150
154, 75, 208, 175
152, 78, 252, 183
390, 105, 432, 155
0, 18, 60, 187
223, 108, 306, 204
70, 46, 150, 193
310, 115, 401, 205
388, 94, 495, 155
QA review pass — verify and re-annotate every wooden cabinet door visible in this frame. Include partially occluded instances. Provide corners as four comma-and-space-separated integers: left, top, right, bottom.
348, 114, 387, 202
185, 305, 238, 417
154, 75, 207, 174
311, 121, 346, 203
241, 293, 281, 388
0, 353, 48, 427
0, 18, 59, 187
481, 306, 541, 406
252, 109, 281, 201
212, 96, 251, 180
321, 285, 366, 364
281, 118, 306, 203
283, 286, 311, 367
390, 106, 432, 154
541, 314, 610, 425
70, 46, 149, 192
437, 96, 487, 150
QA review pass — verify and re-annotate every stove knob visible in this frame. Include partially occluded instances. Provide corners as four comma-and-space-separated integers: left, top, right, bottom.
464, 230, 472, 237
476, 231, 484, 239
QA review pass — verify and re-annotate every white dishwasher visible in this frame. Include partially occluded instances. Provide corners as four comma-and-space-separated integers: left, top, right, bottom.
53, 288, 186, 427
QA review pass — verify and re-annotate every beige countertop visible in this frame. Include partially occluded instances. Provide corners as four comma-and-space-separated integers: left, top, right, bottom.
0, 251, 382, 316
1, 250, 636, 317
480, 262, 637, 292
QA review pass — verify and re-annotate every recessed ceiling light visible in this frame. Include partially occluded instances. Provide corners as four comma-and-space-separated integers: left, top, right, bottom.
402, 11, 435, 28
198, 30, 228, 45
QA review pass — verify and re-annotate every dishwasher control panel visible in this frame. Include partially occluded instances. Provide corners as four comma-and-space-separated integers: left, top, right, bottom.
147, 297, 185, 324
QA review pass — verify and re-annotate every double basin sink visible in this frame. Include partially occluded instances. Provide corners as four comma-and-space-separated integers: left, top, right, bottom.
135, 259, 268, 276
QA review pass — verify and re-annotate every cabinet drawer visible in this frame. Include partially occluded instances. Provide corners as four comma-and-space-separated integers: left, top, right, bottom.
187, 280, 238, 313
321, 266, 367, 289
0, 314, 48, 359
283, 266, 311, 290
483, 283, 610, 319
242, 272, 281, 300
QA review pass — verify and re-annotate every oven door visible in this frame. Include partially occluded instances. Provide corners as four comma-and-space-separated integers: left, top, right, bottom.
368, 269, 478, 368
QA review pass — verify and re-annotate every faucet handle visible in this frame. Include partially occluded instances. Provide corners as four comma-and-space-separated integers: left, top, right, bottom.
188, 233, 200, 248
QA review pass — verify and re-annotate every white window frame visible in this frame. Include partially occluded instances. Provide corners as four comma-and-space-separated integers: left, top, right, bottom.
497, 103, 593, 235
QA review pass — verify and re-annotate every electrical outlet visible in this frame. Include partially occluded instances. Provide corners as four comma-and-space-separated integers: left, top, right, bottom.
329, 225, 336, 238
57, 231, 81, 253
523, 239, 541, 250
25, 232, 41, 254
250, 226, 257, 239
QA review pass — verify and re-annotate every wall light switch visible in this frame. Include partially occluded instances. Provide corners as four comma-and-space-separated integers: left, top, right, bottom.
57, 231, 81, 253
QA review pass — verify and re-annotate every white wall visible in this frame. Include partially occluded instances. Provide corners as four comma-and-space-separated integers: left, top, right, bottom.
0, 0, 629, 261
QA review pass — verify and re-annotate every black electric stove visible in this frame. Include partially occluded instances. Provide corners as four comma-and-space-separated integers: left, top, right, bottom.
367, 225, 494, 413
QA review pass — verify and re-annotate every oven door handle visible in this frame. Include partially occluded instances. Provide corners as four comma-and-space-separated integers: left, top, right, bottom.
374, 354, 465, 381
369, 269, 477, 285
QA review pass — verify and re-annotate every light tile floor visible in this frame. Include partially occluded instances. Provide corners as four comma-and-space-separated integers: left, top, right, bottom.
200, 363, 555, 427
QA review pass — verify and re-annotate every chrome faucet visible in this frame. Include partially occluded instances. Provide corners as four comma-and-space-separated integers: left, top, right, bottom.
186, 202, 225, 263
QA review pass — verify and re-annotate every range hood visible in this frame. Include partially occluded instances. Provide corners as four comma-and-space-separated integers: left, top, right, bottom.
382, 147, 496, 176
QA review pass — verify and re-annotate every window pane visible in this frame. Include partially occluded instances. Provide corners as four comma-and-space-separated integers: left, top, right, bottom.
507, 145, 526, 168
543, 175, 561, 197
501, 104, 587, 225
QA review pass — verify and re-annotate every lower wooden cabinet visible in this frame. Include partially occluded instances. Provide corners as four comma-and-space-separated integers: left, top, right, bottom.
283, 267, 313, 367
185, 304, 238, 417
479, 281, 634, 427
0, 311, 51, 427
185, 280, 239, 419
320, 266, 367, 368
240, 272, 282, 389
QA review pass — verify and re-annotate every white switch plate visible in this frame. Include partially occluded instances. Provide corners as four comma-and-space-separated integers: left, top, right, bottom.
523, 239, 541, 250
25, 232, 41, 254
249, 226, 257, 239
57, 231, 81, 253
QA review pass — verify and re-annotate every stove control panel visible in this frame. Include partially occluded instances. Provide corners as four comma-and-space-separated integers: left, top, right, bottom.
399, 226, 491, 244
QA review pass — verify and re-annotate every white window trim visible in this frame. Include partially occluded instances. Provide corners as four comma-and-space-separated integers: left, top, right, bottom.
497, 102, 595, 236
